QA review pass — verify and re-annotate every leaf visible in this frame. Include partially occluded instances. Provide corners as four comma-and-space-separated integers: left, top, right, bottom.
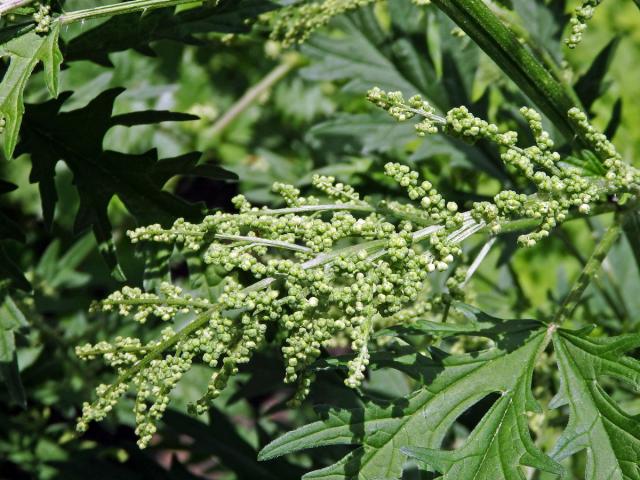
306, 112, 418, 155
402, 376, 561, 479
64, 0, 277, 67
0, 294, 28, 407
162, 408, 305, 480
259, 320, 560, 479
0, 179, 23, 242
0, 22, 62, 159
512, 0, 565, 62
622, 211, 640, 276
575, 37, 621, 112
604, 98, 623, 139
301, 6, 508, 180
551, 329, 640, 479
16, 88, 236, 279
0, 244, 30, 291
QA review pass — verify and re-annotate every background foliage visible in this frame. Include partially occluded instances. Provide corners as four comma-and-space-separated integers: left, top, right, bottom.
1, 0, 639, 479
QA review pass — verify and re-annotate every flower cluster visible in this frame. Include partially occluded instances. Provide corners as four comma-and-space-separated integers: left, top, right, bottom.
33, 3, 52, 34
367, 87, 442, 136
368, 87, 640, 247
78, 166, 485, 447
78, 88, 638, 450
565, 0, 602, 49
269, 0, 375, 47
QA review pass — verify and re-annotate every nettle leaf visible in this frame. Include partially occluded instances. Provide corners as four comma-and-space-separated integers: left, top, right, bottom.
302, 6, 508, 180
260, 320, 561, 479
551, 329, 640, 479
16, 88, 236, 279
0, 22, 62, 159
0, 294, 29, 407
65, 0, 277, 67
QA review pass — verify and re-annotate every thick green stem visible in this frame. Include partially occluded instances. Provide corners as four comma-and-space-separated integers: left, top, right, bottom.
430, 0, 583, 142
59, 0, 199, 25
553, 219, 623, 325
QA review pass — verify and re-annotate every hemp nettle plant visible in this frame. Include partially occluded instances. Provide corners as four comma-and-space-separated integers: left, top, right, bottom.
1, 0, 640, 479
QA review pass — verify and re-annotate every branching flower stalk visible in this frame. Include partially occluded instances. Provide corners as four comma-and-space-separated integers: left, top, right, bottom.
76, 89, 639, 449
566, 0, 603, 49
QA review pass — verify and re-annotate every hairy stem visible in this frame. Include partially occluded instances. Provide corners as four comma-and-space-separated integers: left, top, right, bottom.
553, 219, 623, 325
59, 0, 199, 25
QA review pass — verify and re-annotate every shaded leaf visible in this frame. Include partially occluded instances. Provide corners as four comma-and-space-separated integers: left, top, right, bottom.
0, 294, 28, 407
163, 408, 305, 480
259, 320, 555, 479
0, 22, 62, 158
16, 88, 234, 278
575, 37, 621, 112
65, 0, 277, 67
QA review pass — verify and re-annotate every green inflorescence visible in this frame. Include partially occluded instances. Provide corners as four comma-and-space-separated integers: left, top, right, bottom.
368, 87, 639, 246
76, 88, 639, 449
269, 0, 377, 46
565, 0, 603, 49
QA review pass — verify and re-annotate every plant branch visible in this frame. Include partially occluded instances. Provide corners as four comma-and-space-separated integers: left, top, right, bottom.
0, 0, 34, 16
210, 57, 299, 136
553, 219, 623, 325
58, 0, 199, 25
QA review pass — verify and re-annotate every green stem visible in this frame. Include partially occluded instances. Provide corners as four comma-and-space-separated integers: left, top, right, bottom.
211, 56, 300, 136
430, 0, 597, 150
58, 0, 199, 25
553, 219, 623, 325
0, 0, 35, 16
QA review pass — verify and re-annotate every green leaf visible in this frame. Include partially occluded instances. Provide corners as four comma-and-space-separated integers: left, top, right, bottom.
622, 211, 640, 276
575, 37, 621, 112
302, 6, 508, 180
0, 179, 23, 242
0, 22, 62, 159
16, 88, 235, 279
0, 244, 30, 292
551, 329, 640, 479
0, 294, 28, 407
402, 376, 562, 479
259, 320, 559, 479
64, 0, 276, 67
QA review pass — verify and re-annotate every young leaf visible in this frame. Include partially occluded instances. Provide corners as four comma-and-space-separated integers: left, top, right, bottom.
16, 88, 236, 278
551, 329, 640, 479
0, 22, 62, 159
259, 321, 559, 479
